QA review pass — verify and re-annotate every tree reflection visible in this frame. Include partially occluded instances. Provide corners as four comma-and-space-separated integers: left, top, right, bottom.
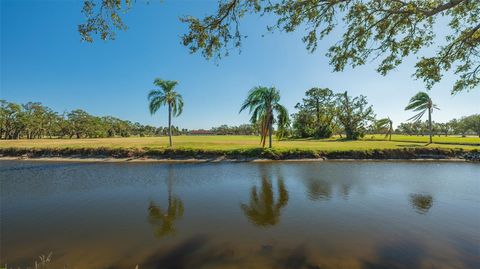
241, 169, 289, 227
409, 193, 433, 214
305, 178, 332, 201
148, 165, 184, 238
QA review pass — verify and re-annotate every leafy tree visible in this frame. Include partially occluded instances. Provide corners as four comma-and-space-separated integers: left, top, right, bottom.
0, 100, 180, 139
299, 87, 335, 138
148, 79, 184, 147
435, 122, 452, 137
291, 107, 316, 138
239, 86, 289, 148
405, 91, 439, 143
80, 0, 480, 93
335, 91, 375, 140
0, 100, 23, 139
375, 117, 394, 140
448, 118, 467, 136
463, 114, 480, 137
67, 109, 93, 138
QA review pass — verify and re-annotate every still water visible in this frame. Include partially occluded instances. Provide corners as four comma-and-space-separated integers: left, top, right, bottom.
1, 161, 479, 269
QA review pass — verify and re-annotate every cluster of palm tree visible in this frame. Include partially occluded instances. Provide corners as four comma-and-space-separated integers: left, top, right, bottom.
148, 81, 289, 148
239, 86, 289, 148
148, 76, 442, 147
368, 91, 439, 143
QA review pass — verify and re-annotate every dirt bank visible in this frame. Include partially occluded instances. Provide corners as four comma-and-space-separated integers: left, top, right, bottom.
0, 147, 478, 162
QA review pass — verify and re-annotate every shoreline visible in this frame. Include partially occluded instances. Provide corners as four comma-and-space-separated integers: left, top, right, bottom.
0, 156, 473, 163
1, 147, 478, 162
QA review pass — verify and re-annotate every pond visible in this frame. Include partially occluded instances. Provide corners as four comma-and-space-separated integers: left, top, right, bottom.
1, 161, 479, 269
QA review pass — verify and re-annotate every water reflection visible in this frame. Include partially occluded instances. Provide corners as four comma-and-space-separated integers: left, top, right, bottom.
2, 161, 478, 269
409, 194, 433, 214
304, 178, 332, 201
148, 165, 184, 238
241, 167, 289, 227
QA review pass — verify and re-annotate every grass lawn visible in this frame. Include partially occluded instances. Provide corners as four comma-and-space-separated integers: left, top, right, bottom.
363, 134, 480, 145
0, 135, 478, 152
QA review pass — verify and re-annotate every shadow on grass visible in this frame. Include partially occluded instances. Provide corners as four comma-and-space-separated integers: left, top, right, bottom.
395, 144, 424, 148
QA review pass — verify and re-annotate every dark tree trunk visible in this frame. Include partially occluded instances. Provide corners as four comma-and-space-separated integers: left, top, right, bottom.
428, 108, 432, 144
269, 119, 273, 148
168, 104, 172, 147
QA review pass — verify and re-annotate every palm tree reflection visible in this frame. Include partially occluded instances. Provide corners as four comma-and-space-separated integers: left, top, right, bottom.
409, 193, 433, 214
148, 165, 184, 238
241, 169, 289, 227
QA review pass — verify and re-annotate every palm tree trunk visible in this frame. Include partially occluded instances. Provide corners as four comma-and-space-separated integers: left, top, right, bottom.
389, 122, 392, 141
168, 104, 172, 147
268, 116, 273, 148
428, 108, 432, 144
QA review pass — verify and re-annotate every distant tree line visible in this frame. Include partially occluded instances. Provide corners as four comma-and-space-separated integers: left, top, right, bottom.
0, 100, 187, 139
395, 116, 480, 137
2, 93, 479, 141
209, 124, 258, 135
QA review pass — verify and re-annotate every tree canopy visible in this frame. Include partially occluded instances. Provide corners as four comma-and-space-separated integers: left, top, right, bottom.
80, 0, 479, 94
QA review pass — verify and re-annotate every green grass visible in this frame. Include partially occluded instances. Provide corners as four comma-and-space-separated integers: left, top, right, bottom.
0, 135, 478, 151
363, 134, 480, 145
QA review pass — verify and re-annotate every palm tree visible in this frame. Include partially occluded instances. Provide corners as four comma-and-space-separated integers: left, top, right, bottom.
239, 86, 289, 148
148, 79, 184, 147
375, 117, 394, 141
405, 92, 438, 144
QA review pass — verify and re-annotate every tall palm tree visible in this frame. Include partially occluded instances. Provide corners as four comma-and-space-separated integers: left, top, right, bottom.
239, 86, 289, 148
376, 117, 394, 141
405, 92, 438, 144
148, 79, 184, 147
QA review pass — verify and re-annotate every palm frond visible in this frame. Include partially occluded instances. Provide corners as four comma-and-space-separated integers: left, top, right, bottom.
407, 110, 426, 122
148, 78, 182, 117
149, 96, 166, 114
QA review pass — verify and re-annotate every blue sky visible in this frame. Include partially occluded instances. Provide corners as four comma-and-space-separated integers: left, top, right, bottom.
1, 0, 479, 129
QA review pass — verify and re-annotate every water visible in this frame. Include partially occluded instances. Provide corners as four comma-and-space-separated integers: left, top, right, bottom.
1, 161, 479, 269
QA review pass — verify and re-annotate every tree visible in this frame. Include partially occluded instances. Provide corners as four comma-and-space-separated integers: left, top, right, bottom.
148, 79, 184, 147
0, 100, 23, 139
67, 109, 91, 138
375, 117, 394, 140
80, 0, 480, 94
239, 86, 289, 148
405, 92, 439, 143
335, 91, 374, 140
435, 122, 452, 137
463, 114, 480, 137
299, 87, 335, 138
291, 107, 316, 138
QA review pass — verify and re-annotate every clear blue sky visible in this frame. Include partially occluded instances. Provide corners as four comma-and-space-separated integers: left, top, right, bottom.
1, 0, 478, 129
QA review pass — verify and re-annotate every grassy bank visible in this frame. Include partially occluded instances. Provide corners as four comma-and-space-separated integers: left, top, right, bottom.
0, 136, 478, 160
